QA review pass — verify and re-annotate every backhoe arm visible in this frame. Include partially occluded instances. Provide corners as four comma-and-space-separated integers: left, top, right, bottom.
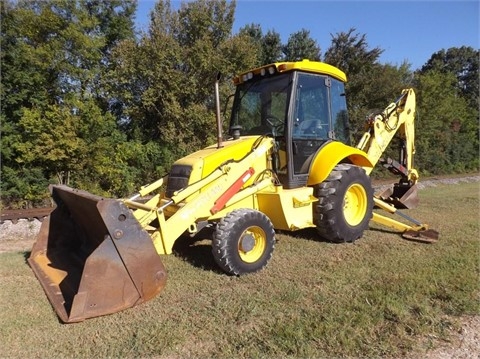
356, 89, 420, 209
355, 89, 438, 241
356, 89, 418, 183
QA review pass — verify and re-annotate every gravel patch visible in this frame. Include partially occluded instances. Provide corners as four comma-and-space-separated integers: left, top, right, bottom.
374, 175, 480, 193
418, 315, 480, 359
0, 218, 41, 252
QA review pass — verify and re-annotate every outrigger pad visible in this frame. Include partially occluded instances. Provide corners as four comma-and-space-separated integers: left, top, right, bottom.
402, 228, 440, 243
28, 185, 167, 323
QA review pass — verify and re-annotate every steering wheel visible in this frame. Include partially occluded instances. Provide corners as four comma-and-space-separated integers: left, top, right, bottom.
264, 115, 283, 136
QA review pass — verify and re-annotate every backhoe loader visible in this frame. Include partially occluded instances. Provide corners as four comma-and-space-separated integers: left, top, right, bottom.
28, 59, 439, 323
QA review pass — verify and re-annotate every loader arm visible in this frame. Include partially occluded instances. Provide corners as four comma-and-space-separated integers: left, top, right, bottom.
28, 137, 276, 323
124, 137, 276, 255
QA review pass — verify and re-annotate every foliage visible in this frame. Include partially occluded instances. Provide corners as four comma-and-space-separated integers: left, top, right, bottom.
0, 166, 49, 207
324, 28, 384, 76
1, 0, 139, 206
414, 70, 479, 174
238, 25, 322, 64
261, 30, 284, 64
238, 24, 283, 66
415, 46, 479, 174
1, 0, 478, 207
108, 0, 251, 163
283, 29, 321, 61
420, 46, 479, 109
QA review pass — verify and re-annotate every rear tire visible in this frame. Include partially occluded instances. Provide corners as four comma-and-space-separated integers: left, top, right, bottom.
314, 164, 373, 243
212, 209, 275, 275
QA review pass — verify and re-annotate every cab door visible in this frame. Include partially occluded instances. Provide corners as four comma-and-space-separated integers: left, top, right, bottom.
279, 72, 331, 189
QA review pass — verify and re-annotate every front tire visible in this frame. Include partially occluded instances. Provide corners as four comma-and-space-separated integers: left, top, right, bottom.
314, 164, 373, 243
212, 209, 275, 275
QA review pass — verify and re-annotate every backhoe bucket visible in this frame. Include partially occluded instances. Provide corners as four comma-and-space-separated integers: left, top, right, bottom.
28, 185, 167, 323
378, 183, 419, 209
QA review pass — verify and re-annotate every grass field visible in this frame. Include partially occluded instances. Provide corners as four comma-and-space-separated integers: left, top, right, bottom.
0, 181, 478, 358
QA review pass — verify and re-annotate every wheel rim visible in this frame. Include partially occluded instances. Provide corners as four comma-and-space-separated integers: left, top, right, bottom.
238, 226, 267, 263
343, 183, 368, 226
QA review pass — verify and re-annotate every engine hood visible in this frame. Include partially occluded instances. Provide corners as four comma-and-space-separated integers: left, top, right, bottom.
170, 136, 269, 186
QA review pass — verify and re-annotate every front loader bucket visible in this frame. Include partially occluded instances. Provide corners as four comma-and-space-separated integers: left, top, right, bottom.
28, 185, 167, 323
378, 183, 419, 209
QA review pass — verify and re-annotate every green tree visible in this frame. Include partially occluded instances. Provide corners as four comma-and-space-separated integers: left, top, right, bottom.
1, 0, 138, 206
15, 104, 84, 186
324, 28, 383, 76
416, 46, 479, 174
237, 24, 282, 65
415, 70, 479, 174
283, 29, 321, 61
237, 23, 263, 66
12, 98, 139, 196
261, 29, 283, 63
108, 0, 255, 173
420, 46, 479, 109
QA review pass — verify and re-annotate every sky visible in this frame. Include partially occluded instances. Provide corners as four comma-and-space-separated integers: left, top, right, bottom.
135, 0, 479, 70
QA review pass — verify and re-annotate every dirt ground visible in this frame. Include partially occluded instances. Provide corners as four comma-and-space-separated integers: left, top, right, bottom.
1, 175, 479, 358
419, 315, 480, 359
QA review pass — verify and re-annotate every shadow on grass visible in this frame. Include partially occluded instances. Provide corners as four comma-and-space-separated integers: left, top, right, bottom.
368, 227, 401, 236
369, 225, 440, 244
283, 227, 330, 242
23, 251, 32, 263
172, 227, 224, 274
171, 226, 332, 273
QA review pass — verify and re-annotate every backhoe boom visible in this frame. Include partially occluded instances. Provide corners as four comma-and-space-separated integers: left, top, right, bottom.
356, 88, 418, 183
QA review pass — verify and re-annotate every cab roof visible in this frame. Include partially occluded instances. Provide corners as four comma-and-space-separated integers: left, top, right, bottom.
233, 59, 347, 85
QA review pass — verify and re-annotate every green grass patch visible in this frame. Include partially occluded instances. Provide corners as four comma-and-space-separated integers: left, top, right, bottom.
0, 182, 478, 358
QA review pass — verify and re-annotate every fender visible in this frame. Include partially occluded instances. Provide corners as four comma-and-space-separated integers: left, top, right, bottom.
307, 141, 373, 186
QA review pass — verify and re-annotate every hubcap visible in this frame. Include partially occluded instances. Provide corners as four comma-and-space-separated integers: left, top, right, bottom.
343, 183, 367, 226
239, 234, 255, 252
238, 226, 267, 263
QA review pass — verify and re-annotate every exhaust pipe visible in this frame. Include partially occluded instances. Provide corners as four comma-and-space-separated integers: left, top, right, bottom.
215, 72, 223, 149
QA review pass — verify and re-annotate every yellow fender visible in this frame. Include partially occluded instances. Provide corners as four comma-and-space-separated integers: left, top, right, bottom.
307, 141, 373, 186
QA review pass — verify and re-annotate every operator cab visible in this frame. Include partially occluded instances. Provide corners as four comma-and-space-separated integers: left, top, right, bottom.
229, 60, 350, 189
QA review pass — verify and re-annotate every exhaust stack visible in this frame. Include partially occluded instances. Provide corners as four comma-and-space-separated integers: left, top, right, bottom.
215, 72, 223, 148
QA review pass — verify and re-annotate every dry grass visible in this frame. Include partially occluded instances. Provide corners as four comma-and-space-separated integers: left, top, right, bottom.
0, 181, 478, 358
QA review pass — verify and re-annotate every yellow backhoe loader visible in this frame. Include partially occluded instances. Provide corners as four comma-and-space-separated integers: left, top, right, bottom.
28, 60, 439, 323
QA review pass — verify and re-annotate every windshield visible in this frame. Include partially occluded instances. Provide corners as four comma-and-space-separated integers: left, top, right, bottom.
230, 73, 292, 136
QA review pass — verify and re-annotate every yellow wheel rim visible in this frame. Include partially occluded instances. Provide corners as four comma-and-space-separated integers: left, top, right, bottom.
238, 226, 267, 263
343, 183, 367, 226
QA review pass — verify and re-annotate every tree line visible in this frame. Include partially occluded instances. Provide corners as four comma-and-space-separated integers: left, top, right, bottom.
1, 0, 478, 208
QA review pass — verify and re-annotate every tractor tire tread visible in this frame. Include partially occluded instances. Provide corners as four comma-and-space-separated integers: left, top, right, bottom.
212, 209, 275, 276
314, 164, 373, 243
